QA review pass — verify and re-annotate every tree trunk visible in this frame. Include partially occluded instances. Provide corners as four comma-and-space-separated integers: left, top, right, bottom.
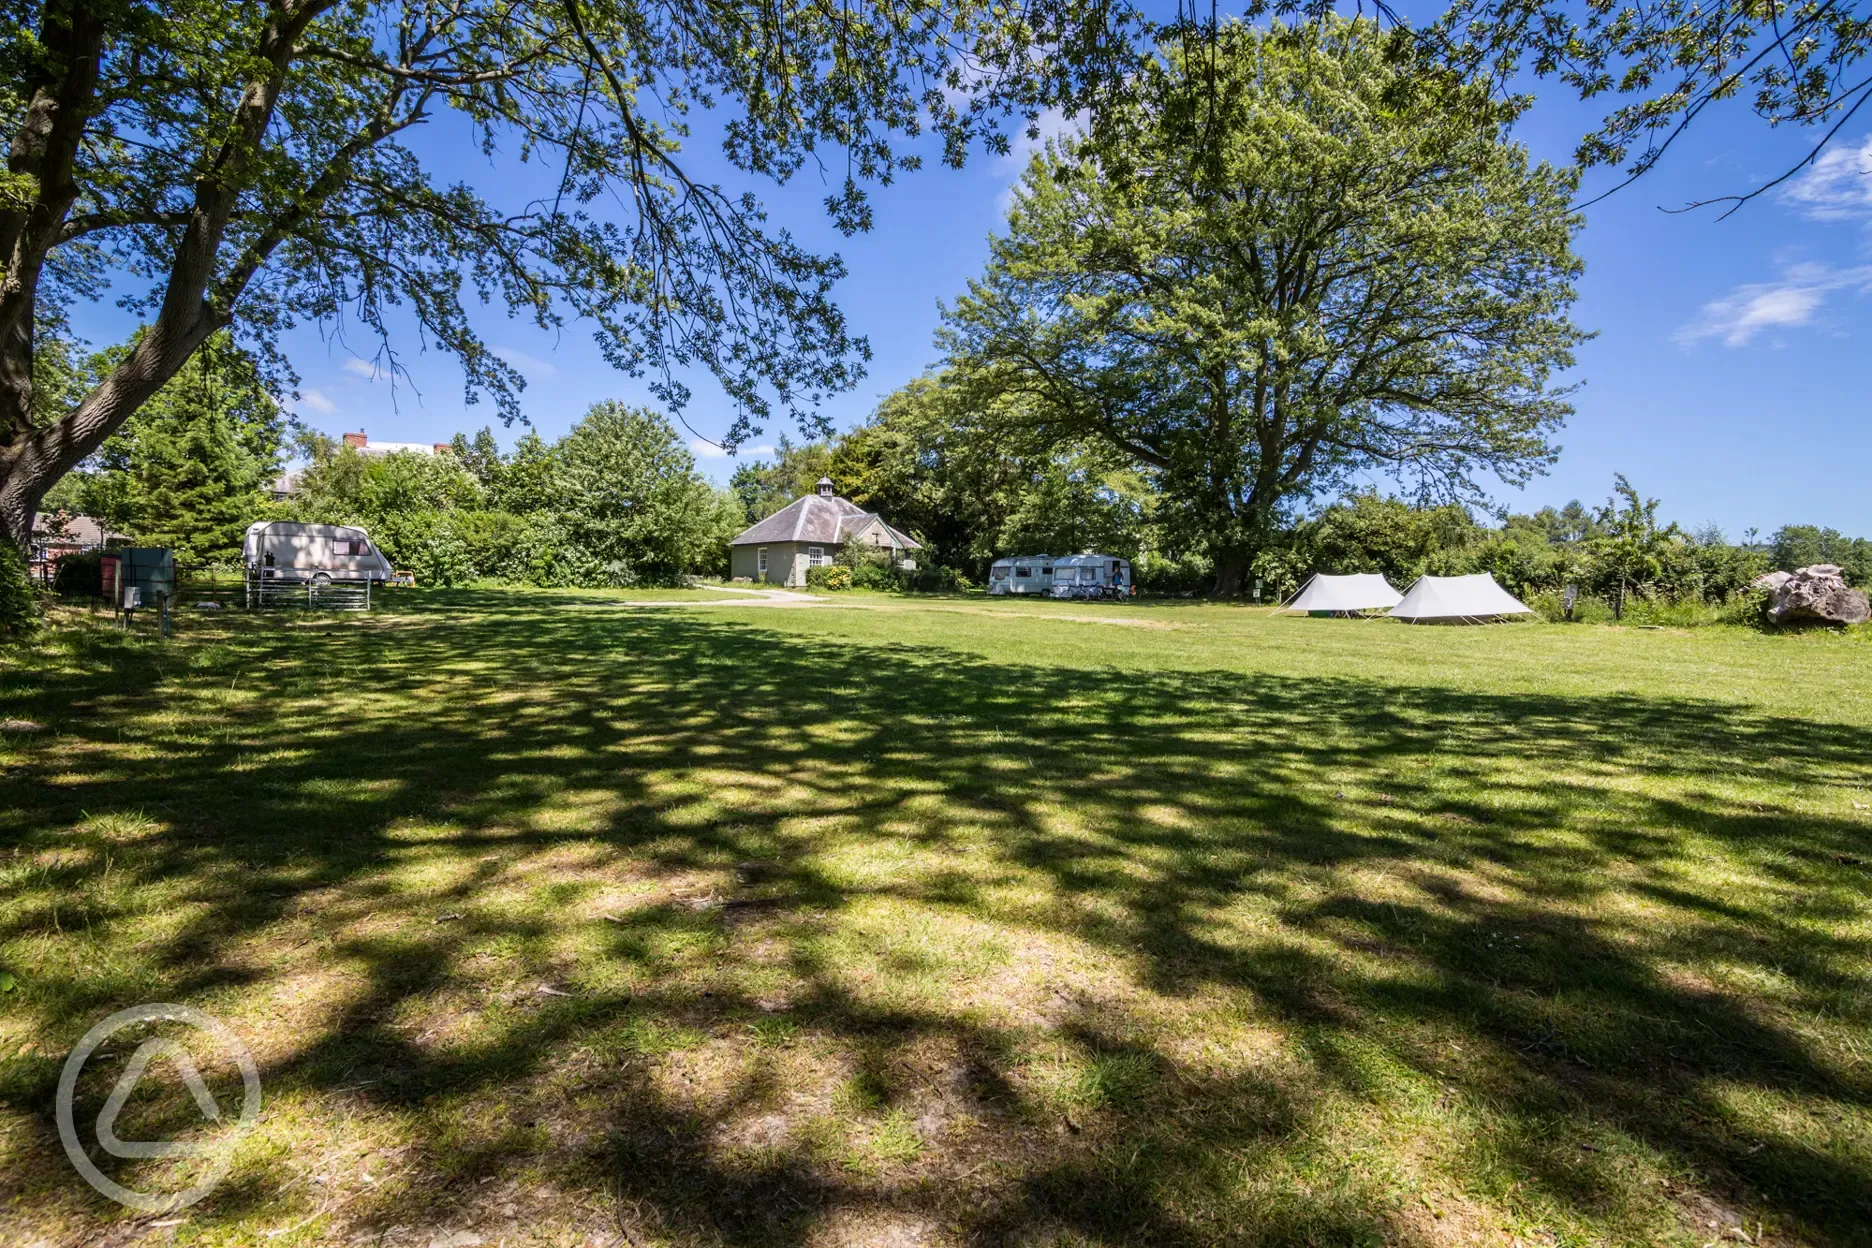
1212, 548, 1249, 597
0, 2, 315, 562
0, 481, 31, 560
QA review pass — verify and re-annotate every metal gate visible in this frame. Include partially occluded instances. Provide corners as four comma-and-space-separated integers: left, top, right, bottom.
245, 570, 372, 611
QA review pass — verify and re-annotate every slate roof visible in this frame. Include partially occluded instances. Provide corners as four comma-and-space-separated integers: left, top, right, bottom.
32, 512, 118, 547
729, 492, 922, 550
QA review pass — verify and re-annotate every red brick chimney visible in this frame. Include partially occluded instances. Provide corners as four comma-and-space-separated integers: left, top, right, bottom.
433, 442, 451, 454
342, 431, 368, 449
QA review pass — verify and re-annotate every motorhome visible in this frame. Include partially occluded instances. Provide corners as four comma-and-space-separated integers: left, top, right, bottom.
243, 521, 394, 584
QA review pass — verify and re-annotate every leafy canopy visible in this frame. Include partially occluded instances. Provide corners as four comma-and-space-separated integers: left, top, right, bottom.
0, 0, 1143, 558
1419, 0, 1872, 210
1150, 0, 1872, 210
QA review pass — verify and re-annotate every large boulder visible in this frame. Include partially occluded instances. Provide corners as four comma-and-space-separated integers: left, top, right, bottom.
1764, 564, 1870, 627
1750, 570, 1792, 593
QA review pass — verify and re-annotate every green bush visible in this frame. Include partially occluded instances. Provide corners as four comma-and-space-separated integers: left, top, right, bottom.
52, 549, 104, 598
1617, 596, 1732, 628
1525, 588, 1766, 629
849, 562, 898, 592
1526, 590, 1612, 624
806, 564, 852, 591
0, 544, 37, 637
903, 563, 972, 593
1137, 551, 1214, 596
1717, 590, 1772, 628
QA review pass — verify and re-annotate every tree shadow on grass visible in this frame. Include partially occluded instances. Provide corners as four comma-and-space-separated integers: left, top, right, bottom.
2, 603, 1870, 1245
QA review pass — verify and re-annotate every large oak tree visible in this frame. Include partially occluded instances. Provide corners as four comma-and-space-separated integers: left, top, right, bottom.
940, 17, 1587, 594
0, 0, 1138, 562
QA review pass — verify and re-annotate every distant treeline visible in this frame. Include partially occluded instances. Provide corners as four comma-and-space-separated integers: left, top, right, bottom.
732, 417, 1866, 608
286, 405, 742, 587
40, 333, 1867, 603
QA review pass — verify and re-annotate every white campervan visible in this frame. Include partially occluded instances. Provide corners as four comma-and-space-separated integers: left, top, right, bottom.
243, 521, 394, 584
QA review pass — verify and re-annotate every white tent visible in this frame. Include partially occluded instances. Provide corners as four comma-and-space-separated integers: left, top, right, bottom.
1389, 573, 1534, 624
1277, 572, 1403, 615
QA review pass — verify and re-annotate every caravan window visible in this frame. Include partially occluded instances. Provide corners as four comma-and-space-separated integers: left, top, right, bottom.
1015, 567, 1032, 578
1081, 567, 1098, 582
333, 538, 354, 556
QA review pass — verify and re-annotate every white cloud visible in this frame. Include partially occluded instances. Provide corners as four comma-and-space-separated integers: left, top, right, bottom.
342, 357, 383, 380
298, 388, 336, 414
1673, 263, 1872, 347
490, 346, 558, 379
689, 440, 775, 459
1784, 134, 1872, 221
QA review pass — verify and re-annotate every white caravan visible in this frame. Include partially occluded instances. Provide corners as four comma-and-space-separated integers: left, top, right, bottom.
987, 555, 1060, 596
243, 521, 394, 584
1047, 554, 1134, 600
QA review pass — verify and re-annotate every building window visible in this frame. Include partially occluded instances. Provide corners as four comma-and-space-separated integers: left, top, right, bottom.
756, 547, 768, 575
807, 546, 827, 567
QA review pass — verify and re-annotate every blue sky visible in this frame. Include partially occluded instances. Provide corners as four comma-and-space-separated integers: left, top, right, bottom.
69, 27, 1872, 539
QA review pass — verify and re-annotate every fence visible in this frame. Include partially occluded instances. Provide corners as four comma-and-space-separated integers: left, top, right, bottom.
244, 571, 372, 611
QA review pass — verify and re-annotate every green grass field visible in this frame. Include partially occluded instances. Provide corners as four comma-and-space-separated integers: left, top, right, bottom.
2, 590, 1869, 1247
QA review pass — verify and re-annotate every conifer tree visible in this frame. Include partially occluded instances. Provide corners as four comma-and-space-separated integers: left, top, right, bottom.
92, 334, 288, 568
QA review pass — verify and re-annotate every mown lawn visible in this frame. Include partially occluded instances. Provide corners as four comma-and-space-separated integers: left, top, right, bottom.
2, 590, 1869, 1247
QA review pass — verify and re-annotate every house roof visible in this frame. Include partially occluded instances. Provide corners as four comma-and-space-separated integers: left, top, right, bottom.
32, 512, 117, 546
843, 514, 923, 551
729, 493, 922, 550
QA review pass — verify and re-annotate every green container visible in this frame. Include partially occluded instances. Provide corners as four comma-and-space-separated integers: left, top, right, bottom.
118, 548, 176, 606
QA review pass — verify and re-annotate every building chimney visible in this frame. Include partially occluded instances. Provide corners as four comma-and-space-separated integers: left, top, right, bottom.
342, 431, 368, 449
816, 476, 834, 498
433, 443, 451, 455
